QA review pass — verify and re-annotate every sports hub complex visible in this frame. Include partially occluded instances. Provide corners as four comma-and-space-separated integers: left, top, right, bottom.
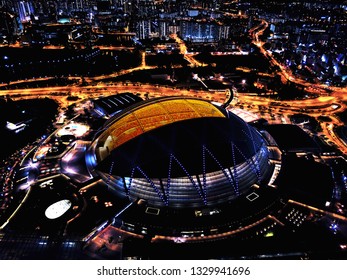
0, 93, 346, 259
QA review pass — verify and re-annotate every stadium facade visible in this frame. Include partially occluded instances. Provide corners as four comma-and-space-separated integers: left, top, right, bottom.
87, 97, 277, 209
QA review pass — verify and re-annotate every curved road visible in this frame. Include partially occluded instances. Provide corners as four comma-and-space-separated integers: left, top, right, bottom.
1, 14, 347, 154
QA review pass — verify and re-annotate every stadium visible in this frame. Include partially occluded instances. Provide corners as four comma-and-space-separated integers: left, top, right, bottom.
82, 96, 282, 243
2, 94, 345, 260
88, 96, 277, 208
2, 94, 301, 260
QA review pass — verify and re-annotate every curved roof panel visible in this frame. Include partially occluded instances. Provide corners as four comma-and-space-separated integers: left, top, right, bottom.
95, 98, 226, 161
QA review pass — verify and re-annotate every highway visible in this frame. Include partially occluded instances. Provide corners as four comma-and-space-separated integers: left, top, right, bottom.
1, 75, 346, 154
1, 16, 347, 154
246, 18, 347, 153
170, 33, 203, 67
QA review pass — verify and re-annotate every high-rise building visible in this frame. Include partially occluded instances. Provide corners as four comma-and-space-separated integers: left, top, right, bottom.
159, 18, 170, 38
16, 1, 35, 22
137, 19, 151, 39
48, 0, 95, 13
1, 0, 18, 11
1, 1, 17, 15
0, 6, 19, 42
66, 0, 94, 11
0, 0, 10, 9
180, 19, 220, 42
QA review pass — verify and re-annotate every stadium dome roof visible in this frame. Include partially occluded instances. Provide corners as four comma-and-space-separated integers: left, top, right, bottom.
88, 97, 273, 208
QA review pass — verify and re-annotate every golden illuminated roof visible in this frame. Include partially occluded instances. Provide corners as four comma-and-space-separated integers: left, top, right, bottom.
100, 98, 225, 153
